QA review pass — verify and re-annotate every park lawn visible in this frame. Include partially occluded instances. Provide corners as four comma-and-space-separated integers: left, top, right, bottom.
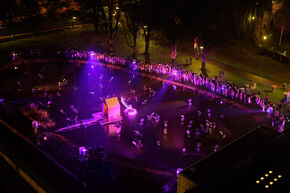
210, 40, 290, 83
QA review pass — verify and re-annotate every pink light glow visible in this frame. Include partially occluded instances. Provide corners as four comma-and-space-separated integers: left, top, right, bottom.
79, 146, 88, 156
176, 168, 183, 176
124, 108, 137, 116
89, 51, 95, 56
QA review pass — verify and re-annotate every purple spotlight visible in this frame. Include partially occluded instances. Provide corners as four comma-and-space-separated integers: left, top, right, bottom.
79, 146, 88, 157
267, 107, 273, 115
125, 107, 137, 116
176, 168, 183, 177
129, 108, 137, 116
89, 51, 95, 56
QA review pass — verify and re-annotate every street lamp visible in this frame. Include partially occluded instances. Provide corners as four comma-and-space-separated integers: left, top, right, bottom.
72, 16, 77, 29
263, 35, 267, 40
143, 25, 148, 35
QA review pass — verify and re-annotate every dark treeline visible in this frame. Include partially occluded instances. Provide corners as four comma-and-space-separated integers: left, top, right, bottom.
0, 0, 276, 73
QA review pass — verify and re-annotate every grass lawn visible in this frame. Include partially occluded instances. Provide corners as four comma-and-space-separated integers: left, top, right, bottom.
211, 40, 290, 83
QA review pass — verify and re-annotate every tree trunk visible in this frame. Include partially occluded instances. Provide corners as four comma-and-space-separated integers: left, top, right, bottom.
108, 38, 114, 54
172, 58, 175, 64
201, 49, 208, 76
144, 26, 152, 63
132, 34, 137, 59
170, 44, 177, 65
92, 8, 99, 32
144, 53, 150, 64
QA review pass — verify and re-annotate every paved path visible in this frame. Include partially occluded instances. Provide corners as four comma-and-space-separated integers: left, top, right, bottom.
0, 23, 92, 43
206, 55, 290, 89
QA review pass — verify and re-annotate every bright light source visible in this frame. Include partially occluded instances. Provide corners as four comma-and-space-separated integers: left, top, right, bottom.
265, 185, 269, 188
263, 36, 267, 40
265, 174, 269, 177
176, 168, 183, 176
260, 177, 264, 180
274, 178, 277, 181
143, 25, 148, 29
89, 51, 95, 56
269, 171, 273, 174
72, 16, 77, 20
278, 175, 282, 178
256, 180, 260, 184
252, 16, 255, 20
116, 6, 120, 10
200, 46, 204, 49
270, 182, 273, 185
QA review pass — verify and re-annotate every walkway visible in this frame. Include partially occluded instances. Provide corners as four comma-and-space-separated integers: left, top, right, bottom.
207, 55, 290, 89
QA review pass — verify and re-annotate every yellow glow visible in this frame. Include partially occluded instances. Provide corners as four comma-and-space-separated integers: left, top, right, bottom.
252, 16, 255, 20
269, 171, 273, 174
72, 16, 77, 20
278, 175, 282, 178
200, 46, 204, 49
270, 182, 273, 185
256, 180, 260, 184
274, 178, 277, 181
265, 174, 269, 177
116, 6, 120, 10
261, 177, 264, 180
263, 36, 267, 40
143, 25, 148, 29
265, 185, 269, 188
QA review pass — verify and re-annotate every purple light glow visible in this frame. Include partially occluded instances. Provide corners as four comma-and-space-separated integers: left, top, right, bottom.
267, 107, 273, 114
124, 108, 138, 116
176, 168, 183, 176
79, 146, 88, 157
121, 96, 138, 116
89, 51, 95, 56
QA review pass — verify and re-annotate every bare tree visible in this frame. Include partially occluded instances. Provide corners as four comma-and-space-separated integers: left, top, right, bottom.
165, 14, 183, 65
122, 0, 141, 59
80, 0, 102, 31
100, 0, 121, 53
200, 0, 221, 76
142, 0, 155, 63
